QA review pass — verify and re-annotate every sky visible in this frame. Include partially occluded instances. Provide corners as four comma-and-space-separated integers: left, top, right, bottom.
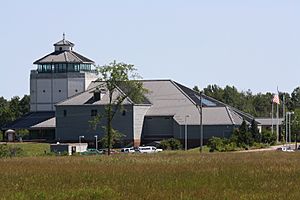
0, 0, 299, 99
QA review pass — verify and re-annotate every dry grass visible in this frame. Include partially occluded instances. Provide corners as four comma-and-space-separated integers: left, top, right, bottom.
0, 151, 299, 199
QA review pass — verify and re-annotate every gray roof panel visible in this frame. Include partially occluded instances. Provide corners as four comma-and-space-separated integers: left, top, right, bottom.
33, 50, 94, 64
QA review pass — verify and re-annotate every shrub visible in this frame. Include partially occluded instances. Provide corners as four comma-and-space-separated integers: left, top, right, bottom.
261, 130, 276, 145
0, 144, 24, 158
159, 138, 182, 150
208, 137, 227, 152
16, 129, 29, 140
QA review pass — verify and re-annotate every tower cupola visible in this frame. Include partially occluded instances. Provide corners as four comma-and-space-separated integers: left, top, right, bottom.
54, 33, 74, 51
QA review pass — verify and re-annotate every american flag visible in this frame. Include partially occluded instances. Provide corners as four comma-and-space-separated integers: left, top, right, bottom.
272, 94, 280, 104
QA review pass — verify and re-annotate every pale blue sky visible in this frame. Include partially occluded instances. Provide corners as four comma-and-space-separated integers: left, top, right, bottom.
0, 0, 299, 99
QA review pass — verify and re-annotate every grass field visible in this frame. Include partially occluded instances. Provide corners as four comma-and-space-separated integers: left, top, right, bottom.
6, 142, 50, 156
0, 150, 300, 200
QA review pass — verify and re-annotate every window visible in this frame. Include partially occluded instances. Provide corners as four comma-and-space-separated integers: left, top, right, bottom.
59, 47, 62, 51
63, 110, 67, 117
91, 109, 97, 116
122, 110, 126, 116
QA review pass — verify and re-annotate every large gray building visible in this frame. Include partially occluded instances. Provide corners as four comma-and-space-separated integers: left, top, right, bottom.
3, 36, 254, 147
54, 79, 253, 147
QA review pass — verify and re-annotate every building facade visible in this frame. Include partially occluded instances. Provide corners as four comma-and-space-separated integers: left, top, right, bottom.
3, 36, 256, 148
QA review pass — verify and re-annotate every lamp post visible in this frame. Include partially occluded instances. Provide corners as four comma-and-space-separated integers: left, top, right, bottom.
94, 135, 98, 150
286, 112, 288, 146
79, 136, 84, 154
289, 112, 294, 147
199, 91, 203, 153
185, 115, 190, 151
286, 112, 294, 147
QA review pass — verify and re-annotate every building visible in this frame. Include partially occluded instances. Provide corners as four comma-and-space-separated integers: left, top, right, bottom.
255, 118, 284, 133
2, 35, 97, 140
2, 36, 255, 147
55, 79, 253, 148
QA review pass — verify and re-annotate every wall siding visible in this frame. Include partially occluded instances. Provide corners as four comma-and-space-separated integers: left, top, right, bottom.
55, 105, 134, 143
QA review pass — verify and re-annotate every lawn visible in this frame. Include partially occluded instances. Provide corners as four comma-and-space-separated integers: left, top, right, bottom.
6, 142, 50, 156
0, 150, 300, 200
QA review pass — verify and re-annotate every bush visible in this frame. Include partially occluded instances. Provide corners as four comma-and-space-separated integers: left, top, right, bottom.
208, 137, 226, 152
16, 129, 29, 140
159, 138, 182, 150
0, 144, 24, 158
261, 130, 276, 145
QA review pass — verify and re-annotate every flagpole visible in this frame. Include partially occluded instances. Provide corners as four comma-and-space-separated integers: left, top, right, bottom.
276, 101, 279, 143
283, 95, 286, 145
271, 102, 274, 136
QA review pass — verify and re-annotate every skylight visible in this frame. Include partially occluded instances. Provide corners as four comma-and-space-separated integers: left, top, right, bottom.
194, 95, 217, 107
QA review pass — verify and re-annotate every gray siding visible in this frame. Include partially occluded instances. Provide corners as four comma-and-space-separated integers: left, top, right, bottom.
142, 116, 174, 141
56, 105, 134, 142
173, 124, 234, 139
133, 105, 150, 140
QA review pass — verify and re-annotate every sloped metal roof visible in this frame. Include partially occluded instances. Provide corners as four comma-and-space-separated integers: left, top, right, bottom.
56, 83, 135, 106
255, 118, 284, 126
31, 117, 56, 129
33, 50, 94, 64
54, 39, 74, 46
2, 112, 55, 130
141, 80, 246, 125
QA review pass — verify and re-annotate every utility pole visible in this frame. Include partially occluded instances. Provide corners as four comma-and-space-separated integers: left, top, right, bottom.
200, 91, 203, 153
185, 115, 189, 151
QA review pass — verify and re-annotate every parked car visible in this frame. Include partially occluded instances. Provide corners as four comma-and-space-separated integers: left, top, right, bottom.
121, 147, 135, 153
276, 146, 294, 152
81, 148, 103, 155
138, 146, 163, 153
101, 149, 120, 155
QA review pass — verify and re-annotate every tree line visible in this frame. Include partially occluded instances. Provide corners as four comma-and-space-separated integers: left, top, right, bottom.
2, 84, 300, 129
0, 95, 30, 128
193, 85, 300, 117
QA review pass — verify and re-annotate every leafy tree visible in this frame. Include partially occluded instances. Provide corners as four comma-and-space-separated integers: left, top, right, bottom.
0, 95, 30, 129
19, 95, 30, 115
231, 120, 253, 147
203, 84, 224, 102
250, 119, 261, 143
290, 108, 300, 141
291, 87, 300, 109
93, 61, 147, 155
193, 86, 200, 93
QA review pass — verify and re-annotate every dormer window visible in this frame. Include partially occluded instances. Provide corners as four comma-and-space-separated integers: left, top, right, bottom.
93, 87, 101, 101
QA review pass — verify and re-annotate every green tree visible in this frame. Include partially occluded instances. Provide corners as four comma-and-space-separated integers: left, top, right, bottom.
231, 120, 253, 148
19, 95, 30, 115
193, 86, 200, 93
250, 119, 261, 143
93, 61, 147, 155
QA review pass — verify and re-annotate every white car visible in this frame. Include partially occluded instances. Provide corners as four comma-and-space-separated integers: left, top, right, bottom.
121, 147, 135, 153
138, 146, 163, 153
277, 146, 294, 152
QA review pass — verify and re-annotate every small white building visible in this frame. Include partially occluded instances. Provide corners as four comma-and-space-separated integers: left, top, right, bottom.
50, 143, 88, 155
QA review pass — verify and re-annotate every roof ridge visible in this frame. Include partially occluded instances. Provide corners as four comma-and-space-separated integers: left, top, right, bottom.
170, 80, 197, 106
69, 51, 83, 63
64, 51, 68, 62
225, 106, 235, 125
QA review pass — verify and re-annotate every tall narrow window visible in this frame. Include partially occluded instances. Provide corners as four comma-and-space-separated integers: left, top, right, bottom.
63, 110, 67, 117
